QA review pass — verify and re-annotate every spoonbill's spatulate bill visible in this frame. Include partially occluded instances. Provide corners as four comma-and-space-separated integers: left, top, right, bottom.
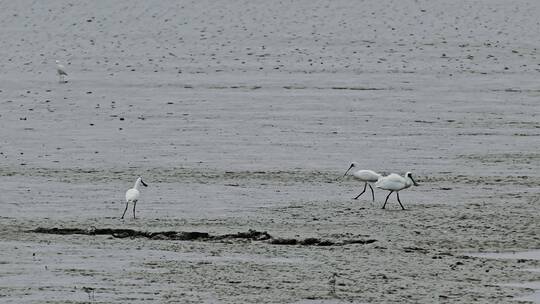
343, 162, 382, 202
121, 176, 148, 219
55, 60, 67, 83
375, 172, 418, 210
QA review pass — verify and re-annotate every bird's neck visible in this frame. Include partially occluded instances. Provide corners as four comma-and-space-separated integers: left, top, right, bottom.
405, 177, 413, 187
134, 178, 142, 190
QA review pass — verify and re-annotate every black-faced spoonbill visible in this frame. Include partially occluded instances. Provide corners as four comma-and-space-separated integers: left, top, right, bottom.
343, 162, 382, 201
375, 172, 419, 210
121, 176, 148, 219
55, 60, 67, 83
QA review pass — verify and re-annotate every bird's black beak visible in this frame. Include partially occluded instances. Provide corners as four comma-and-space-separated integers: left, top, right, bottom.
410, 176, 419, 186
141, 180, 148, 187
343, 164, 354, 177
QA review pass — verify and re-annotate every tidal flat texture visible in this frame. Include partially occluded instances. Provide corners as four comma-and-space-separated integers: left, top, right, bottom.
0, 0, 539, 303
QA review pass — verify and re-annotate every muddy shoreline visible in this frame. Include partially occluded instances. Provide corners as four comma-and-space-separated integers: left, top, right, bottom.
1, 0, 540, 302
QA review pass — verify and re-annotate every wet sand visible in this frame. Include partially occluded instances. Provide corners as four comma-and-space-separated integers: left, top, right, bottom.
471, 251, 540, 303
1, 0, 539, 303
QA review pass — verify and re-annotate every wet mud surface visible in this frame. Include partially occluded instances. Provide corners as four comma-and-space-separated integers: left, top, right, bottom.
1, 0, 540, 303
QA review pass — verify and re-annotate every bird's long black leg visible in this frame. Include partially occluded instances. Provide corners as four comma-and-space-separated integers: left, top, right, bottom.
133, 201, 137, 219
396, 192, 406, 210
382, 191, 393, 209
368, 184, 375, 202
121, 202, 129, 219
354, 183, 367, 199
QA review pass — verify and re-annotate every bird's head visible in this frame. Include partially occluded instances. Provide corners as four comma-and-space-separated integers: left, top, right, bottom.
405, 172, 419, 186
139, 176, 148, 187
343, 162, 359, 177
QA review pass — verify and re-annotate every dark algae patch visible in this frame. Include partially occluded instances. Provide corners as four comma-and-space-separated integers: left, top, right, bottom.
30, 227, 376, 247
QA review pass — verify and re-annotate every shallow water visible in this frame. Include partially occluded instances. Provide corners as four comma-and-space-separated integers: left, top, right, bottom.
471, 250, 540, 303
472, 250, 540, 261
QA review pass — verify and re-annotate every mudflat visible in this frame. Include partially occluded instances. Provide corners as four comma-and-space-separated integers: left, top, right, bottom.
0, 1, 539, 303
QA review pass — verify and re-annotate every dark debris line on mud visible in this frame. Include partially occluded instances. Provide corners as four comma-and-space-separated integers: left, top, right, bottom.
30, 227, 377, 247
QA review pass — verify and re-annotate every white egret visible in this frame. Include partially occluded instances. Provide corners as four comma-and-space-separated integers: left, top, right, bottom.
375, 172, 419, 210
343, 162, 382, 201
121, 176, 148, 219
55, 60, 67, 83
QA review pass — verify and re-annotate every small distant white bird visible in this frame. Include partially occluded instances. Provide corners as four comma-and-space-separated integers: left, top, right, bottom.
343, 162, 382, 201
121, 176, 148, 219
375, 172, 419, 210
55, 60, 67, 83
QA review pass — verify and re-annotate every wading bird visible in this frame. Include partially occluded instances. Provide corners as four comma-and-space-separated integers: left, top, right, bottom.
375, 172, 418, 210
55, 60, 67, 83
121, 176, 148, 219
343, 162, 382, 201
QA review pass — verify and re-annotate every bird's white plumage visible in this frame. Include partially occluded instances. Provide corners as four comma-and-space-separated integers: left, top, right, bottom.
343, 162, 382, 201
55, 60, 67, 83
121, 176, 148, 219
375, 172, 418, 210
375, 173, 411, 191
352, 169, 382, 183
55, 60, 67, 75
125, 188, 140, 202
344, 162, 381, 182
